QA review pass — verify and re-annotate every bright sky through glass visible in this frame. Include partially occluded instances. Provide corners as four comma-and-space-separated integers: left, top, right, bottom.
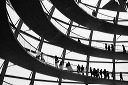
1, 0, 128, 85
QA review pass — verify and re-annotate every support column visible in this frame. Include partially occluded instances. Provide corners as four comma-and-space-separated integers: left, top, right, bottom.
96, 0, 102, 15
85, 30, 93, 85
112, 34, 116, 81
61, 20, 73, 66
58, 20, 73, 85
86, 30, 93, 77
0, 60, 9, 85
29, 71, 36, 85
14, 19, 23, 38
48, 6, 55, 20
58, 78, 62, 85
38, 38, 44, 51
112, 9, 119, 81
29, 38, 44, 85
93, 0, 102, 17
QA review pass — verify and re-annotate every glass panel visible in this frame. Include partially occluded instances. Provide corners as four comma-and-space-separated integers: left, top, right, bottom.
6, 4, 19, 25
81, 0, 98, 6
6, 64, 31, 78
61, 83, 85, 85
91, 41, 105, 50
42, 43, 63, 57
34, 81, 58, 85
41, 0, 53, 13
89, 62, 112, 71
118, 12, 128, 26
90, 56, 112, 62
115, 63, 128, 72
50, 18, 68, 34
116, 73, 128, 81
64, 60, 86, 73
62, 78, 83, 82
65, 52, 87, 61
116, 35, 128, 52
100, 0, 110, 7
0, 59, 5, 73
92, 31, 114, 41
35, 73, 58, 81
4, 77, 30, 85
52, 8, 70, 23
23, 30, 40, 39
71, 27, 91, 39
20, 23, 29, 31
20, 33, 39, 49
97, 9, 116, 21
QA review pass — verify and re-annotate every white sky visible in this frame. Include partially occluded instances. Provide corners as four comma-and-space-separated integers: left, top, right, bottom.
1, 0, 128, 85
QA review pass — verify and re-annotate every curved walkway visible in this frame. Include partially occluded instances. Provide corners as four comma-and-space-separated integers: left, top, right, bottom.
50, 0, 128, 35
0, 0, 128, 85
9, 0, 128, 60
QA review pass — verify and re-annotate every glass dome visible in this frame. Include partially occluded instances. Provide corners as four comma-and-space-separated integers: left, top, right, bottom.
1, 0, 128, 85
76, 0, 128, 26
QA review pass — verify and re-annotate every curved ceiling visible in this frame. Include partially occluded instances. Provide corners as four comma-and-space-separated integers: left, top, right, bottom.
1, 0, 128, 84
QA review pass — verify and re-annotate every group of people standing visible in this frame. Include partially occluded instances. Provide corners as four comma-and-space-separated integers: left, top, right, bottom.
89, 67, 111, 79
105, 43, 115, 51
105, 43, 127, 53
55, 56, 73, 71
77, 64, 85, 75
36, 50, 45, 62
89, 67, 123, 80
32, 54, 124, 81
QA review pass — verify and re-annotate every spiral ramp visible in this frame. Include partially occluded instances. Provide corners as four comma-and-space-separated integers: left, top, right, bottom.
0, 0, 128, 85
50, 0, 128, 35
9, 0, 128, 60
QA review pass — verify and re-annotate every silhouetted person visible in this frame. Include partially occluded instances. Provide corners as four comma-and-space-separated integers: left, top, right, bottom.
122, 45, 126, 53
111, 44, 115, 52
40, 53, 45, 62
90, 67, 93, 77
66, 62, 70, 67
93, 68, 96, 77
36, 50, 41, 59
92, 10, 96, 17
111, 71, 114, 79
106, 71, 110, 79
78, 38, 81, 43
66, 62, 73, 72
96, 68, 100, 78
81, 65, 84, 75
105, 43, 108, 50
126, 2, 128, 9
77, 0, 81, 4
108, 45, 110, 51
103, 69, 107, 79
113, 17, 116, 24
100, 69, 103, 78
120, 72, 123, 81
55, 55, 59, 68
59, 61, 63, 69
77, 64, 80, 73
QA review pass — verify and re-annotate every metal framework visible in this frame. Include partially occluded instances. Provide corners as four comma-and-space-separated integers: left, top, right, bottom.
1, 0, 128, 85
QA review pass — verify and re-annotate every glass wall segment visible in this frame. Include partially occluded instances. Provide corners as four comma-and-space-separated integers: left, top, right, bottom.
4, 77, 30, 85
35, 73, 58, 81
6, 64, 31, 78
4, 0, 128, 85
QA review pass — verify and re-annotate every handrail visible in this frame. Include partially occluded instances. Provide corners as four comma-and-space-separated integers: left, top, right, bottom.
6, 0, 128, 53
79, 1, 126, 21
41, 0, 128, 52
6, 0, 128, 81
40, 1, 128, 52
